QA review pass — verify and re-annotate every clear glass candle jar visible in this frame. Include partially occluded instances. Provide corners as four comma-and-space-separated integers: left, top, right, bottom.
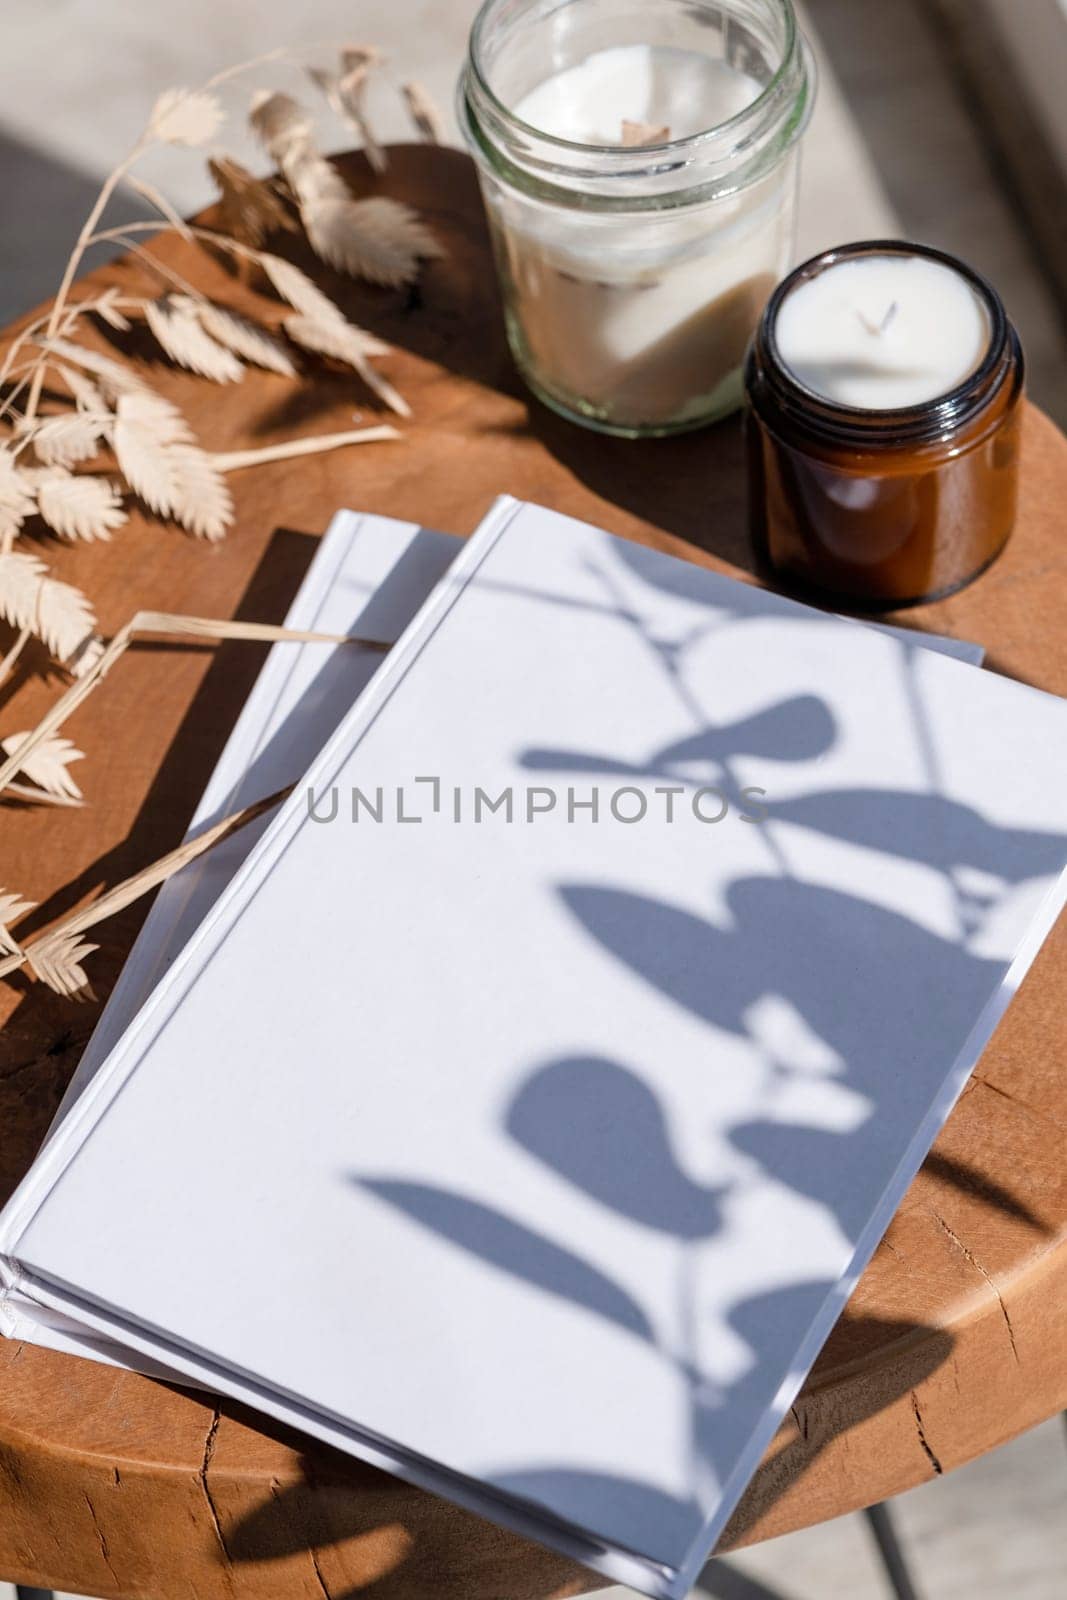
745, 242, 1025, 609
458, 0, 815, 437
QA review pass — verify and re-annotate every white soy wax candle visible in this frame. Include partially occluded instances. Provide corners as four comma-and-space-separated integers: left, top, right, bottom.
459, 0, 815, 436
513, 45, 762, 145
745, 242, 1025, 608
774, 252, 993, 410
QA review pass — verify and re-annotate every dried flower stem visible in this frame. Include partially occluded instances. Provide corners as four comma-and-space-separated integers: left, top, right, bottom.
0, 301, 92, 392
88, 221, 411, 418
25, 136, 151, 424
127, 176, 194, 240
213, 425, 399, 471
102, 235, 208, 300
0, 368, 38, 427
0, 625, 30, 687
0, 782, 293, 988
402, 81, 444, 143
0, 611, 389, 798
91, 218, 276, 272
2, 291, 146, 437
5, 781, 82, 809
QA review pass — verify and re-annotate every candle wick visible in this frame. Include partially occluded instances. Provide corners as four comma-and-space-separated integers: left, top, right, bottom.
620, 118, 671, 146
858, 301, 900, 337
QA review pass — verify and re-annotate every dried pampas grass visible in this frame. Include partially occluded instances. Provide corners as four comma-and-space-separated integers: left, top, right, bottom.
283, 312, 409, 416
258, 249, 350, 323
113, 392, 233, 540
0, 551, 96, 670
94, 288, 133, 332
402, 81, 444, 144
252, 73, 441, 287
32, 470, 127, 543
149, 87, 225, 147
302, 193, 440, 289
212, 425, 399, 471
0, 610, 386, 801
194, 302, 298, 376
0, 733, 83, 803
43, 335, 153, 400
0, 611, 392, 999
1, 41, 442, 570
0, 41, 447, 1008
0, 452, 37, 540
26, 929, 100, 1001
144, 295, 245, 383
307, 51, 386, 174
2, 449, 127, 547
208, 155, 297, 247
22, 411, 108, 469
249, 89, 313, 163
0, 892, 36, 956
4, 789, 291, 1001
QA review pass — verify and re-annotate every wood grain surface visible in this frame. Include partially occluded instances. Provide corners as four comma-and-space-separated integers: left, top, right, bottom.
1, 146, 1065, 1600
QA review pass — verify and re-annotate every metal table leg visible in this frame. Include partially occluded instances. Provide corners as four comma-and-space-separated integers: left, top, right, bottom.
864, 1501, 922, 1600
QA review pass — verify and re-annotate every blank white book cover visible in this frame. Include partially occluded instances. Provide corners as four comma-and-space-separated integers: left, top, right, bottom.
2, 497, 1065, 1598
0, 509, 457, 1369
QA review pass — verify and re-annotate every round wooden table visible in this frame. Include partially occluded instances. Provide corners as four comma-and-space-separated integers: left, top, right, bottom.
2, 147, 1066, 1600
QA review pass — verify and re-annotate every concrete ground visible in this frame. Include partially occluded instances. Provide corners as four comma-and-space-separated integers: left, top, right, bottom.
1, 1, 1065, 1596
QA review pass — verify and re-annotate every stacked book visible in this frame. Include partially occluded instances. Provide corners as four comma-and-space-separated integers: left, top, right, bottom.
2, 499, 1066, 1599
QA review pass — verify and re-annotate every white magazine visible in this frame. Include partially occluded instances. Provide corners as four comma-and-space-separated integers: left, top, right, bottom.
1, 510, 458, 1372
3, 498, 1056, 1600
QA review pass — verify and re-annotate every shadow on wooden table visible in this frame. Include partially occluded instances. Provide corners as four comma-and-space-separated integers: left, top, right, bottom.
0, 525, 319, 1201
3, 526, 317, 947
226, 144, 756, 576
212, 1315, 952, 1600
526, 405, 754, 574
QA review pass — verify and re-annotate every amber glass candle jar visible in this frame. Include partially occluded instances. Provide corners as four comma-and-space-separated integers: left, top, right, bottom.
745, 241, 1024, 609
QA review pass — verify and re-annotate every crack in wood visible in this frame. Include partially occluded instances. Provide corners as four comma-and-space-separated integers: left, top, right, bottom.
83, 1490, 119, 1585
789, 1403, 810, 1443
270, 1472, 332, 1599
972, 1071, 1067, 1134
909, 1392, 942, 1476
930, 1209, 1020, 1364
0, 1026, 85, 1087
197, 1408, 235, 1579
308, 1543, 332, 1600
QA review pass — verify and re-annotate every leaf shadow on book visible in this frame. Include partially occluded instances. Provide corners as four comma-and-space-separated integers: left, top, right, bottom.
223, 1307, 953, 1600
519, 692, 837, 784
225, 535, 1059, 1594
360, 1179, 658, 1344
330, 586, 1061, 1588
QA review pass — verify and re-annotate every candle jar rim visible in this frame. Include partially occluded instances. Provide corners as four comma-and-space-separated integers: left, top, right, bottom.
757, 240, 1015, 446
459, 0, 815, 210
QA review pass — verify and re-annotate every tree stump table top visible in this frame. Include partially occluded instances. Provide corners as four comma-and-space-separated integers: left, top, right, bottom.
1, 146, 1066, 1600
